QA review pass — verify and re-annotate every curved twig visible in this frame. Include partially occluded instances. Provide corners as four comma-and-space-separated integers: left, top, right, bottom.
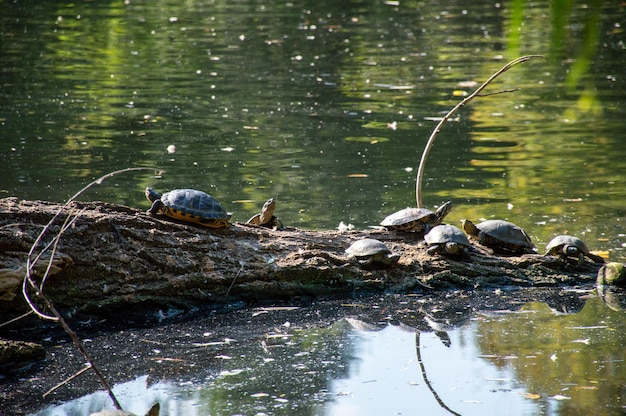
22, 167, 160, 410
39, 208, 83, 291
415, 55, 544, 207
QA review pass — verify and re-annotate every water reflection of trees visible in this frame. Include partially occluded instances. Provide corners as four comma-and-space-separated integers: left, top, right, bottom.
28, 289, 626, 414
475, 296, 626, 415
194, 317, 356, 414
3, 0, 625, 239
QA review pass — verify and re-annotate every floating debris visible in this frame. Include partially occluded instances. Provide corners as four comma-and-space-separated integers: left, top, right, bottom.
337, 221, 354, 232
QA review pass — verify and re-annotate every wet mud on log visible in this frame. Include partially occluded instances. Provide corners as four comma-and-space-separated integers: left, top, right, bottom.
0, 197, 600, 322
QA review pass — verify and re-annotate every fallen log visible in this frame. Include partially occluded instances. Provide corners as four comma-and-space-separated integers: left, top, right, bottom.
0, 197, 600, 325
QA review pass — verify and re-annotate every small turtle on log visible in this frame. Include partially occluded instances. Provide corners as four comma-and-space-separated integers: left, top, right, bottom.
424, 224, 472, 258
380, 201, 452, 233
462, 219, 536, 255
246, 198, 284, 230
145, 187, 231, 228
345, 238, 400, 266
545, 235, 604, 265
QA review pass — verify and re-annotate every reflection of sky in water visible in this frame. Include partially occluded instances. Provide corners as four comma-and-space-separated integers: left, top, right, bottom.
323, 324, 535, 416
33, 323, 538, 416
31, 375, 170, 416
30, 295, 626, 415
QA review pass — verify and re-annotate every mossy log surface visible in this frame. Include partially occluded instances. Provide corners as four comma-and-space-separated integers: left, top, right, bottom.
0, 197, 600, 322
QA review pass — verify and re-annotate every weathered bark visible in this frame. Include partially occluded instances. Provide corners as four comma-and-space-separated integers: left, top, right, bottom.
0, 197, 600, 324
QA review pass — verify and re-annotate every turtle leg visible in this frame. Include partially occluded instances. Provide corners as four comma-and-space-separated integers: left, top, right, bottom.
271, 216, 284, 230
426, 245, 440, 256
586, 252, 605, 264
147, 200, 163, 215
384, 253, 401, 265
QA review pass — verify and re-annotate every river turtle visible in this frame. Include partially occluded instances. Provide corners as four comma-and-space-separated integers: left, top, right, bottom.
345, 238, 400, 266
462, 219, 536, 254
145, 187, 231, 228
545, 235, 604, 265
380, 201, 452, 233
246, 198, 284, 229
424, 224, 472, 257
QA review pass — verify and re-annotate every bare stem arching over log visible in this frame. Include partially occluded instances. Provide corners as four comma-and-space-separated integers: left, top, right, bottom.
415, 55, 545, 208
22, 167, 160, 411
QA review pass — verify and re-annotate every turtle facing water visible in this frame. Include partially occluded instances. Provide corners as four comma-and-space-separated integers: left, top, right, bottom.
246, 198, 284, 229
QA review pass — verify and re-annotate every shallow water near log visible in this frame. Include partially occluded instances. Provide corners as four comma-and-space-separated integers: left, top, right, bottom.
2, 1, 626, 415
17, 288, 626, 416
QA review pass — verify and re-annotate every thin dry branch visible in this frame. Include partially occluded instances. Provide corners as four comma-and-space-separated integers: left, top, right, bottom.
22, 167, 160, 410
415, 55, 544, 208
43, 364, 93, 398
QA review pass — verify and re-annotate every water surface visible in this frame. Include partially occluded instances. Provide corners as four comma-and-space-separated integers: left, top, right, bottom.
30, 289, 626, 416
2, 0, 625, 259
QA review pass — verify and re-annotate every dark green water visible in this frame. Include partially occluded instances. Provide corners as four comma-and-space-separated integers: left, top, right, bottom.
2, 0, 625, 259
2, 1, 626, 415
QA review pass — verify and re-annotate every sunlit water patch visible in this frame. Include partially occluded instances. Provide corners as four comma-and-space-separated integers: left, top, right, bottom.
1, 0, 625, 262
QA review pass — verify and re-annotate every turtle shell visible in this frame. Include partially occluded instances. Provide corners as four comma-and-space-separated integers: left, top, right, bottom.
545, 235, 589, 256
425, 224, 471, 255
381, 201, 452, 232
463, 219, 535, 254
545, 235, 604, 264
146, 187, 231, 228
346, 238, 391, 257
345, 238, 399, 265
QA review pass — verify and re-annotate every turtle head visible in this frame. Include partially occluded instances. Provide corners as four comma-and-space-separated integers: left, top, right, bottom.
384, 253, 401, 265
445, 242, 462, 254
461, 219, 478, 237
145, 187, 161, 203
258, 198, 276, 224
434, 201, 452, 223
262, 198, 276, 215
146, 187, 164, 215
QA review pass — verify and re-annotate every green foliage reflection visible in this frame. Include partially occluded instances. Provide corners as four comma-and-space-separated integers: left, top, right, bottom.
476, 297, 626, 415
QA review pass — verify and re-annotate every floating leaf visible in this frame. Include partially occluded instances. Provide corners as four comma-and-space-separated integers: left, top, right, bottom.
344, 136, 388, 143
551, 394, 571, 401
458, 80, 479, 88
219, 369, 245, 377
